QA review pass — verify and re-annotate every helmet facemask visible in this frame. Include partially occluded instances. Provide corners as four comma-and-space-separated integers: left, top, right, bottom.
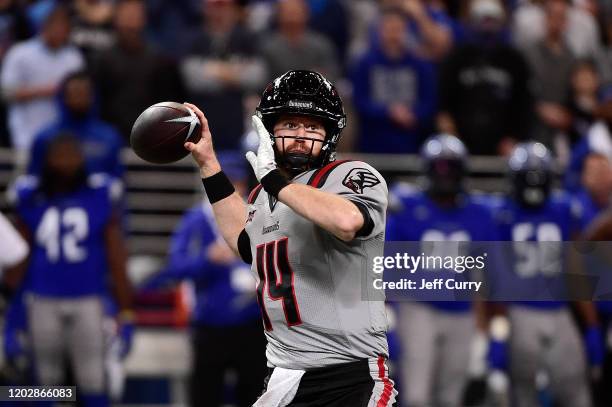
426, 158, 466, 199
512, 169, 552, 208
421, 134, 468, 201
274, 134, 323, 174
269, 116, 340, 175
508, 142, 554, 209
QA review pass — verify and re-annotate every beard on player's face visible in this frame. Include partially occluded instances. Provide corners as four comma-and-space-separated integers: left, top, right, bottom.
273, 136, 325, 176
275, 135, 324, 157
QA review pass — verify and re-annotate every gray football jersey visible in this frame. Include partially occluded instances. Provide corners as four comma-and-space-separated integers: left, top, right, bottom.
244, 160, 389, 370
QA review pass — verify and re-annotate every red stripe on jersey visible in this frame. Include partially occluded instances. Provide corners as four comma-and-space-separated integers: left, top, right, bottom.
377, 356, 393, 407
308, 160, 350, 188
248, 184, 263, 204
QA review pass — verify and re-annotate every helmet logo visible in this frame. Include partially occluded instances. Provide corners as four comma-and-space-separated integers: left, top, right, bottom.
287, 100, 314, 109
338, 117, 346, 129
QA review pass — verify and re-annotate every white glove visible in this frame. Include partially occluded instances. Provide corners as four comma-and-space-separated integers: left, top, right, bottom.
246, 115, 278, 182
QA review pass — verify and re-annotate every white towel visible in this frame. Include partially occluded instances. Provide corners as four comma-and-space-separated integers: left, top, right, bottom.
253, 367, 305, 407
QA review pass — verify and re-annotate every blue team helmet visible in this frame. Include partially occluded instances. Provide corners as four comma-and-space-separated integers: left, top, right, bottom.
421, 134, 468, 198
508, 142, 553, 207
421, 133, 467, 162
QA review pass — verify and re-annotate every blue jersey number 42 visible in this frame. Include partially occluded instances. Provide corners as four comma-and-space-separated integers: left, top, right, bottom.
36, 207, 89, 263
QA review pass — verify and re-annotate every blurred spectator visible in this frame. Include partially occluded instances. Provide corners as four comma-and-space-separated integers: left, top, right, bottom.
349, 0, 456, 63
27, 70, 124, 179
0, 0, 29, 58
345, 0, 379, 61
564, 85, 612, 191
259, 0, 338, 81
512, 0, 600, 59
350, 7, 435, 153
437, 0, 533, 155
577, 152, 612, 227
306, 0, 349, 64
522, 0, 575, 148
146, 0, 201, 57
142, 155, 267, 407
70, 0, 115, 63
595, 12, 612, 86
244, 0, 276, 34
181, 0, 265, 151
601, 0, 612, 15
0, 0, 30, 147
400, 0, 456, 61
0, 3, 84, 151
93, 0, 184, 142
569, 60, 600, 143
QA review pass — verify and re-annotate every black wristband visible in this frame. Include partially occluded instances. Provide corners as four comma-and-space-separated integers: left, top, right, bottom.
202, 171, 235, 204
261, 169, 289, 198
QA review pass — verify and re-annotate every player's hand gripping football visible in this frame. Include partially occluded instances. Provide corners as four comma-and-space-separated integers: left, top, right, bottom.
183, 102, 221, 177
246, 115, 278, 182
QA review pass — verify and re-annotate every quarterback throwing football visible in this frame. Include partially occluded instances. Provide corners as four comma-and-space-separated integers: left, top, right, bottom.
184, 70, 396, 407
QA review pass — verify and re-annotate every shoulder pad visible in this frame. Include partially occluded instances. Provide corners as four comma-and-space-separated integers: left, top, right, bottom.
550, 189, 571, 204
307, 159, 354, 188
88, 173, 124, 202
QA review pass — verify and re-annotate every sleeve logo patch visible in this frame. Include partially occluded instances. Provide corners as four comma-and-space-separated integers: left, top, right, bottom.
342, 168, 380, 194
247, 209, 256, 223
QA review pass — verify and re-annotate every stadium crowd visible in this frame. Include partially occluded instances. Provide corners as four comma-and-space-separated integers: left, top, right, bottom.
0, 0, 609, 157
1, 0, 612, 406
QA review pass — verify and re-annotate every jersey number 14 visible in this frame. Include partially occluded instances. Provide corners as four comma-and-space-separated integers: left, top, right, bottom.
256, 238, 302, 331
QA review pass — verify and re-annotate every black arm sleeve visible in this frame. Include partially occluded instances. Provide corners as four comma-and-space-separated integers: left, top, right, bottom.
351, 200, 374, 238
237, 229, 252, 264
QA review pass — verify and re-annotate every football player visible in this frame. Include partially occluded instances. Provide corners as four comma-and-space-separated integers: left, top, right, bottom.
487, 142, 602, 407
386, 134, 497, 407
3, 133, 133, 407
183, 70, 397, 406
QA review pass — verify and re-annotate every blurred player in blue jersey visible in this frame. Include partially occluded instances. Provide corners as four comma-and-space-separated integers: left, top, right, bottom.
387, 134, 497, 407
488, 142, 603, 407
142, 155, 267, 407
27, 70, 124, 179
3, 133, 133, 407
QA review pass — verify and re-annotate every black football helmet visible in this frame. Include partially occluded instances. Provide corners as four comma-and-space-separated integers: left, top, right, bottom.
508, 142, 553, 208
256, 70, 346, 174
421, 134, 468, 199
